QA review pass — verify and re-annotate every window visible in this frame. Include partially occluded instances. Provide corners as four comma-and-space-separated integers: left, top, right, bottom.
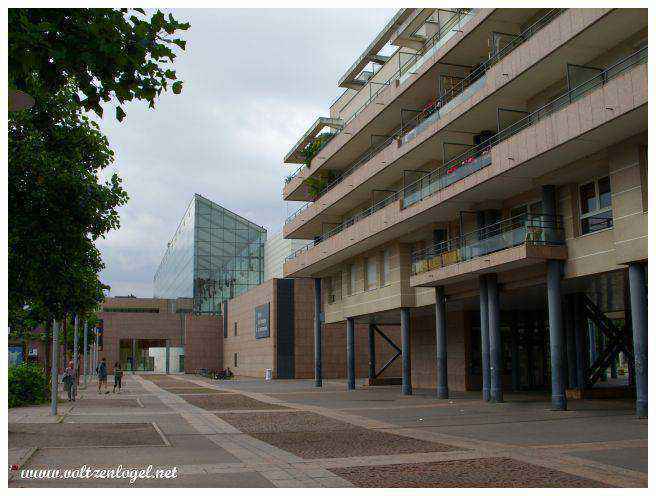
349, 264, 357, 295
510, 200, 542, 228
579, 176, 613, 234
365, 257, 378, 290
234, 322, 237, 336
381, 248, 392, 286
234, 352, 238, 368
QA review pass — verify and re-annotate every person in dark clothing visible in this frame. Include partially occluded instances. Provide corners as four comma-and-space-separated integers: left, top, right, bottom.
96, 357, 108, 394
113, 362, 123, 393
63, 360, 77, 401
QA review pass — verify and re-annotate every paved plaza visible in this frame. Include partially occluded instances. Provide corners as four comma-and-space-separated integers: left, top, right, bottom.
8, 374, 647, 487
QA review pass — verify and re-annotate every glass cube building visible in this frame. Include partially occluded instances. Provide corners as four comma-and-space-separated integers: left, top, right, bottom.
153, 194, 266, 315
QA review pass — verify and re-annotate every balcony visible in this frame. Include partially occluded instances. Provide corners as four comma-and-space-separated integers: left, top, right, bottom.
410, 214, 567, 286
283, 46, 647, 278
283, 8, 594, 233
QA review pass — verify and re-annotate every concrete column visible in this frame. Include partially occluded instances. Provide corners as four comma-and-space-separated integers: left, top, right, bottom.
479, 275, 491, 401
510, 311, 520, 391
83, 320, 88, 387
435, 286, 448, 399
565, 295, 578, 389
573, 295, 587, 389
165, 339, 171, 374
547, 259, 567, 410
50, 320, 59, 416
487, 273, 503, 402
131, 338, 137, 373
401, 308, 412, 395
73, 315, 79, 376
314, 278, 323, 387
588, 321, 597, 365
368, 324, 376, 380
346, 317, 355, 391
629, 262, 648, 418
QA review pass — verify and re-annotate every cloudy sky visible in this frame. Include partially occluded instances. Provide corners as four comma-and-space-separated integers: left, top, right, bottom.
96, 8, 395, 297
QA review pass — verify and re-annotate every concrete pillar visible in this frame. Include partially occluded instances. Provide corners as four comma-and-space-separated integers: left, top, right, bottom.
479, 275, 491, 401
629, 262, 647, 418
487, 273, 503, 402
435, 286, 448, 399
565, 295, 578, 389
346, 317, 355, 390
50, 320, 59, 416
588, 321, 597, 365
165, 339, 171, 374
573, 295, 587, 389
401, 308, 412, 395
83, 320, 88, 387
547, 259, 567, 410
314, 278, 323, 387
510, 311, 520, 391
368, 324, 376, 380
132, 338, 137, 373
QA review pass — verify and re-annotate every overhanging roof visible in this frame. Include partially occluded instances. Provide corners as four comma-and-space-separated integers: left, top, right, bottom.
283, 117, 344, 164
337, 8, 414, 90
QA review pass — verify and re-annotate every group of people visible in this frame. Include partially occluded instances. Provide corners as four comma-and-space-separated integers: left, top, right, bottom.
61, 357, 124, 401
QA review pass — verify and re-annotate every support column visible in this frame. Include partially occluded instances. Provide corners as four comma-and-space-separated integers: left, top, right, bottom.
629, 262, 647, 418
83, 320, 88, 387
565, 295, 578, 389
314, 278, 323, 387
346, 317, 355, 390
610, 355, 618, 379
547, 259, 567, 410
487, 273, 503, 402
50, 320, 59, 416
368, 324, 376, 380
588, 321, 597, 365
401, 308, 412, 395
573, 294, 587, 389
479, 275, 491, 401
510, 311, 520, 391
435, 286, 448, 398
165, 339, 171, 374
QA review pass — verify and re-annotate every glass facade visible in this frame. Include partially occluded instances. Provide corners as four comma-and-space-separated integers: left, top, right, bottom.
153, 194, 266, 314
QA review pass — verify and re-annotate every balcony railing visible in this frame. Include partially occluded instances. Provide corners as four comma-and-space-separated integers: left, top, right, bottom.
284, 8, 565, 221
411, 213, 565, 276
285, 46, 646, 264
284, 132, 339, 185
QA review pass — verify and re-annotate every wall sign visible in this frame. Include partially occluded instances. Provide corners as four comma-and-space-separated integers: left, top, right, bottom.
254, 303, 270, 339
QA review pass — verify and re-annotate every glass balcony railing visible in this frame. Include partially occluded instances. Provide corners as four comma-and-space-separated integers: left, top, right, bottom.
284, 8, 565, 219
411, 213, 565, 276
284, 45, 647, 264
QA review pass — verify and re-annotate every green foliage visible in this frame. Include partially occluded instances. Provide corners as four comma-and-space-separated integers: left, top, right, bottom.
306, 170, 338, 200
8, 362, 50, 408
9, 8, 190, 119
301, 132, 334, 167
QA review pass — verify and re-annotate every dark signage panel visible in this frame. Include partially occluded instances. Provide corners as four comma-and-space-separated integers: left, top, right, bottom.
254, 303, 270, 339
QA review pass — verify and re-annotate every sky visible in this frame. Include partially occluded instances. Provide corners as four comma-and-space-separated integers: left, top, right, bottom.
96, 8, 396, 297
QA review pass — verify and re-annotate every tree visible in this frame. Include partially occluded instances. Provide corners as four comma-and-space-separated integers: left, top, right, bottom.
8, 8, 190, 330
9, 8, 190, 120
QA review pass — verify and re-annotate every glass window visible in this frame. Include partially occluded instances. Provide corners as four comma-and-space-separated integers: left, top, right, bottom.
349, 264, 357, 295
366, 257, 378, 290
381, 248, 392, 286
234, 321, 237, 336
580, 177, 613, 234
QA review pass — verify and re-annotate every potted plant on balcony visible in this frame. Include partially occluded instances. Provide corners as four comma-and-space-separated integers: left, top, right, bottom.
301, 132, 335, 167
306, 170, 338, 200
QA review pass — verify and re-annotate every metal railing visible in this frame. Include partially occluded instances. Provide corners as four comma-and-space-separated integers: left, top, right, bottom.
411, 213, 564, 276
284, 132, 339, 185
284, 8, 564, 222
285, 45, 646, 263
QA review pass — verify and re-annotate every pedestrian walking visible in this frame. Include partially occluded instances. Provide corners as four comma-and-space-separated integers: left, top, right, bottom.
96, 357, 109, 394
63, 360, 77, 402
113, 362, 123, 393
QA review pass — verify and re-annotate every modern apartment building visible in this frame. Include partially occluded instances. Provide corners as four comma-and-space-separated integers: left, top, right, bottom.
282, 8, 648, 415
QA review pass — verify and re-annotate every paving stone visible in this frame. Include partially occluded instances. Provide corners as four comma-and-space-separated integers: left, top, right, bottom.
9, 423, 165, 448
181, 394, 288, 411
330, 457, 612, 487
216, 411, 356, 433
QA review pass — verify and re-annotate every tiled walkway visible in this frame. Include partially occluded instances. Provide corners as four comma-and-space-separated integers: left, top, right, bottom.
8, 374, 647, 487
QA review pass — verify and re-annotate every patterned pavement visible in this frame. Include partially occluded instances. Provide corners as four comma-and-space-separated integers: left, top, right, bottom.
8, 373, 648, 487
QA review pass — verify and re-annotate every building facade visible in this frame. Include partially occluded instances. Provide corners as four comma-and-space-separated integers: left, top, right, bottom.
282, 8, 648, 414
263, 230, 309, 280
154, 194, 267, 315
